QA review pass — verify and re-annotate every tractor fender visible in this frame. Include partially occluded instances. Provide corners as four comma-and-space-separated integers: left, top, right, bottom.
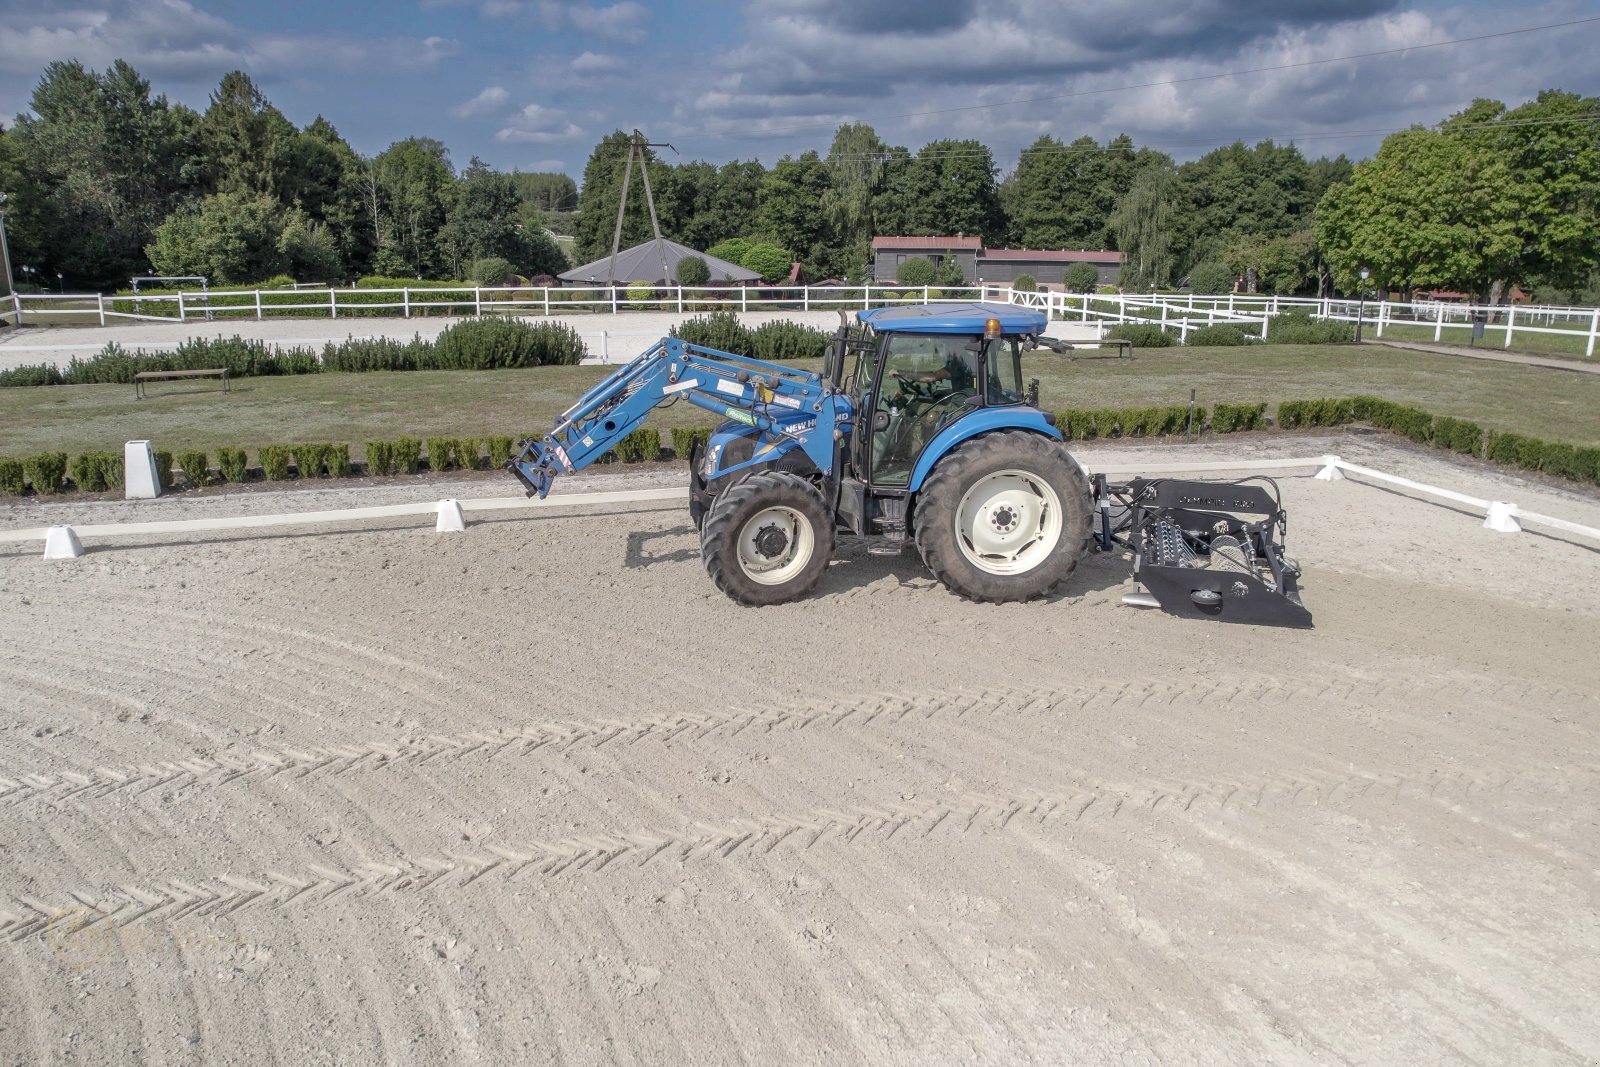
906, 408, 1063, 492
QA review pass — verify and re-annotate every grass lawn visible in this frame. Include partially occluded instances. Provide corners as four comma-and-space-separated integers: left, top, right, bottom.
2, 342, 1598, 459
1373, 320, 1597, 360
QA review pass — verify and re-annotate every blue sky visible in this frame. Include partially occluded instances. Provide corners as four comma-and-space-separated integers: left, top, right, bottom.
2, 0, 1597, 181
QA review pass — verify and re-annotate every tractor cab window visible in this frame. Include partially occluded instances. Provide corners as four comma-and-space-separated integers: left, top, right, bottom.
984, 338, 1026, 405
871, 334, 981, 487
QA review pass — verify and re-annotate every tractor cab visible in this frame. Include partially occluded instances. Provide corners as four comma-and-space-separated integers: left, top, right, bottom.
841, 302, 1050, 489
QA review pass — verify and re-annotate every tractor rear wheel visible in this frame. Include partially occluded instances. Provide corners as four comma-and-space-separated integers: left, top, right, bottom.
913, 431, 1092, 603
701, 471, 835, 605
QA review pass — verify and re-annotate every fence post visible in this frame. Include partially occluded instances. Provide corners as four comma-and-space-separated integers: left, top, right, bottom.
741, 287, 748, 313
1588, 308, 1598, 358
475, 287, 482, 317
178, 291, 186, 323
1504, 305, 1516, 348
677, 286, 684, 314
255, 290, 263, 320
923, 285, 930, 303
611, 286, 619, 314
802, 286, 808, 311
543, 287, 549, 316
404, 288, 411, 318
1375, 301, 1385, 338
601, 331, 609, 362
1434, 303, 1444, 341
12, 293, 20, 326
330, 289, 337, 319
1261, 313, 1270, 341
97, 293, 106, 327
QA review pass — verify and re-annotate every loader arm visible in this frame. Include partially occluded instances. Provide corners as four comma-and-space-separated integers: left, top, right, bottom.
508, 337, 851, 498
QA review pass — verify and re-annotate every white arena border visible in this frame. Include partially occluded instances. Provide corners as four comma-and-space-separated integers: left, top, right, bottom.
1, 456, 1596, 559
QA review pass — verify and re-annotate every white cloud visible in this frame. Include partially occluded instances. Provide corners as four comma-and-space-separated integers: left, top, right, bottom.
495, 103, 583, 143
451, 85, 511, 118
570, 51, 625, 73
473, 0, 651, 42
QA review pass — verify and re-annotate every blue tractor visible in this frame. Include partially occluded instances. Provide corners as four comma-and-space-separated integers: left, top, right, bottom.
510, 302, 1310, 625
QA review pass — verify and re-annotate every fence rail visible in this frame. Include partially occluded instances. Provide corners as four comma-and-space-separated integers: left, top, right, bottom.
3, 285, 1597, 358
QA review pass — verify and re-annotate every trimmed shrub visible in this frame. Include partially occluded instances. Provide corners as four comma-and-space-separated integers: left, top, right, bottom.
218, 447, 249, 482
68, 454, 123, 495
155, 449, 174, 491
292, 443, 330, 478
1011, 274, 1037, 293
1431, 416, 1484, 457
752, 320, 830, 361
1574, 446, 1600, 485
1265, 310, 1354, 345
468, 257, 514, 286
1185, 261, 1236, 294
676, 255, 711, 286
1276, 398, 1355, 430
1351, 397, 1433, 443
1186, 324, 1248, 346
23, 453, 68, 494
1211, 402, 1268, 433
670, 427, 714, 459
392, 437, 422, 475
0, 364, 65, 387
613, 428, 662, 463
259, 445, 294, 481
430, 317, 585, 369
1105, 324, 1174, 348
48, 336, 320, 387
0, 458, 25, 495
895, 257, 938, 287
672, 311, 755, 357
321, 335, 429, 372
456, 438, 482, 470
486, 435, 516, 469
426, 437, 454, 472
626, 282, 655, 310
327, 443, 352, 478
177, 450, 209, 487
365, 440, 394, 477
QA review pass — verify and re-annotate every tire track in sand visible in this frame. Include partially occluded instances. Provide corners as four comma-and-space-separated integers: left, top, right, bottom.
4, 765, 1592, 945
1, 671, 1590, 808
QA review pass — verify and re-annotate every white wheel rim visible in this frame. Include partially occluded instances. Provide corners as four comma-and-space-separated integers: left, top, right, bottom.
736, 506, 815, 585
954, 469, 1063, 576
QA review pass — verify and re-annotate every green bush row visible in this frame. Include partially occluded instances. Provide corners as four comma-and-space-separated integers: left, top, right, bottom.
671, 427, 714, 459
1486, 433, 1600, 481
0, 319, 588, 389
1211, 402, 1269, 432
670, 311, 831, 361
1055, 405, 1196, 440
612, 428, 662, 463
1104, 324, 1175, 348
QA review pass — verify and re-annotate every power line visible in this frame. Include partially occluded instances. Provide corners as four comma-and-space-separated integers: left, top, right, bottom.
710, 14, 1600, 140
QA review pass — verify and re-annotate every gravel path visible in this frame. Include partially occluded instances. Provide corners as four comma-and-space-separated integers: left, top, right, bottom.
1, 435, 1597, 1065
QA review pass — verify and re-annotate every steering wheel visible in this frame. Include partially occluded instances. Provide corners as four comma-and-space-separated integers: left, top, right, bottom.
917, 390, 976, 429
889, 371, 941, 401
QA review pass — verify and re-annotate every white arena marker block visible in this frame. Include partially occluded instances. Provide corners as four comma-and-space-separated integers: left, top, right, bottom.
1314, 456, 1345, 481
124, 440, 161, 499
1484, 501, 1520, 534
435, 499, 466, 533
43, 526, 84, 559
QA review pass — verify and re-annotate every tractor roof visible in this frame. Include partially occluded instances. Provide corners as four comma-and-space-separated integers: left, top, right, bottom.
857, 301, 1047, 335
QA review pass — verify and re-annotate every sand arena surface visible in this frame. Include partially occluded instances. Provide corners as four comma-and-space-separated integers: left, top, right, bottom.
1, 433, 1597, 1065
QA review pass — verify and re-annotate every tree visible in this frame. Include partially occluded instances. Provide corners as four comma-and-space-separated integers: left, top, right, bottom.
756, 151, 832, 269
1186, 261, 1236, 294
283, 116, 373, 275
882, 140, 1004, 243
276, 208, 342, 281
202, 71, 296, 199
9, 60, 203, 288
508, 171, 577, 213
1109, 166, 1175, 290
1171, 140, 1313, 275
676, 255, 710, 285
372, 138, 455, 277
146, 193, 286, 283
443, 157, 523, 276
1008, 134, 1169, 249
573, 131, 670, 262
1063, 263, 1099, 293
693, 160, 766, 250
707, 237, 752, 265
822, 123, 890, 278
740, 243, 793, 283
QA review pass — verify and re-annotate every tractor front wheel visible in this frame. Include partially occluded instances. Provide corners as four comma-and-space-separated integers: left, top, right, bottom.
913, 431, 1092, 603
701, 471, 835, 605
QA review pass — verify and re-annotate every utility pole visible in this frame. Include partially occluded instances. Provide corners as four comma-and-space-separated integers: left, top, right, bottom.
605, 130, 676, 288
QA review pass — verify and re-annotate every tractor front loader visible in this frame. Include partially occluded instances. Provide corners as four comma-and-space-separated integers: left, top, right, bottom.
508, 302, 1311, 626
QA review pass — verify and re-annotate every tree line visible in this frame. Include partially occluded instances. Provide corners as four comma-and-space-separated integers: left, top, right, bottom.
0, 58, 1594, 303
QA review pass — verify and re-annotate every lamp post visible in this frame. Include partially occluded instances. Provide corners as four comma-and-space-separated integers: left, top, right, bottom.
1355, 267, 1370, 342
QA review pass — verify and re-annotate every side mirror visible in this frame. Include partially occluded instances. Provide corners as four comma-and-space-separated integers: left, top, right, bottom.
872, 411, 891, 432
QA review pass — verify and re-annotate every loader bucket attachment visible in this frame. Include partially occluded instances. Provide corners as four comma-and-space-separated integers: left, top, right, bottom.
508, 437, 560, 498
1094, 476, 1312, 629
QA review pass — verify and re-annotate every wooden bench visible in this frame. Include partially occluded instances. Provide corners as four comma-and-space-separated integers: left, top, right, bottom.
133, 368, 230, 399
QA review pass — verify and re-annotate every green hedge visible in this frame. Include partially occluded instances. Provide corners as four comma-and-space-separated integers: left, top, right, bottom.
1105, 324, 1175, 348
0, 458, 25, 495
259, 445, 294, 481
155, 449, 174, 491
1275, 398, 1356, 430
671, 427, 714, 458
218, 447, 249, 483
1265, 310, 1355, 344
430, 317, 584, 369
69, 451, 123, 492
671, 311, 755, 357
1350, 396, 1433, 443
1055, 405, 1194, 440
486, 435, 516, 469
750, 320, 831, 360
613, 428, 662, 463
23, 452, 68, 494
178, 450, 209, 486
1211, 402, 1268, 432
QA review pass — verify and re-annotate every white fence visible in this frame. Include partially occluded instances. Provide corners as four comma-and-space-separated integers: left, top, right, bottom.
3, 284, 1597, 358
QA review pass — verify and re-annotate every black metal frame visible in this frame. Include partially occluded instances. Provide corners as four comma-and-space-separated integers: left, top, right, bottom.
1092, 475, 1312, 627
